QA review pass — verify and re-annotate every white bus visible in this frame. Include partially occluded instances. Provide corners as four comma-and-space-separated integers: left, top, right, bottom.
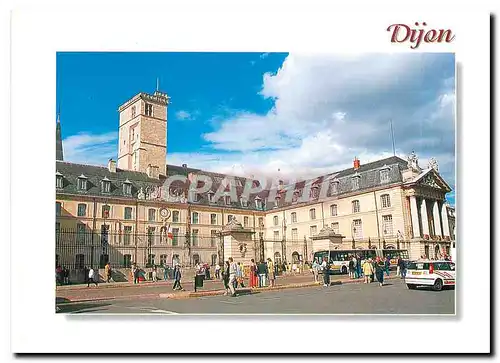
313, 248, 409, 274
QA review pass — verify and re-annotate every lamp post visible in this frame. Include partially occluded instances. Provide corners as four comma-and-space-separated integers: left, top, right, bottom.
351, 221, 356, 250
281, 217, 287, 264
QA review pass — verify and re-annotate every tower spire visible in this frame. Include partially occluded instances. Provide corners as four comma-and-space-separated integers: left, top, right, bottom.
156, 77, 160, 92
56, 109, 64, 161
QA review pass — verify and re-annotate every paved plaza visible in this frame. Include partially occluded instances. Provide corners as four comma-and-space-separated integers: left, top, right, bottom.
56, 278, 455, 315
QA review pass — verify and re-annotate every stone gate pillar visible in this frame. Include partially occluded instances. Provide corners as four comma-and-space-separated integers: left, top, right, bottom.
220, 217, 256, 267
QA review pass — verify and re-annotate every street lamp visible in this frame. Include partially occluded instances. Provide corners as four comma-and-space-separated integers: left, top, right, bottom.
281, 217, 287, 265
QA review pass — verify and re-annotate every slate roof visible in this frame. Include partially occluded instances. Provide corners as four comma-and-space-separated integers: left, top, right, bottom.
56, 156, 409, 211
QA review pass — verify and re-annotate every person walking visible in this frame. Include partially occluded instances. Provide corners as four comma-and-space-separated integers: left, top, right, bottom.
375, 257, 385, 287
163, 264, 169, 281
400, 259, 407, 281
222, 261, 231, 295
267, 258, 275, 287
87, 267, 98, 287
321, 256, 331, 287
131, 263, 139, 284
152, 266, 158, 282
172, 265, 183, 290
257, 260, 267, 287
249, 259, 258, 288
105, 262, 112, 283
312, 259, 320, 283
356, 254, 363, 279
384, 256, 391, 277
215, 263, 221, 280
352, 256, 358, 279
237, 262, 245, 288
362, 258, 374, 284
348, 256, 355, 279
396, 256, 402, 277
228, 257, 238, 297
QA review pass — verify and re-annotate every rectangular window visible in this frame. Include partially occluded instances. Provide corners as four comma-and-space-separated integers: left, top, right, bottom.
291, 212, 297, 223
273, 216, 279, 226
102, 180, 111, 193
352, 200, 360, 213
210, 214, 217, 225
332, 222, 339, 234
131, 105, 136, 118
291, 228, 298, 241
330, 204, 337, 216
330, 181, 339, 194
148, 227, 156, 246
102, 205, 111, 218
192, 212, 199, 224
77, 178, 87, 191
56, 175, 63, 189
124, 207, 133, 220
123, 183, 132, 196
148, 209, 156, 222
273, 231, 280, 241
77, 203, 87, 217
225, 195, 231, 205
243, 216, 249, 227
172, 228, 179, 246
123, 254, 132, 268
145, 103, 153, 117
123, 226, 132, 245
172, 211, 179, 223
211, 230, 218, 247
381, 194, 391, 208
160, 254, 168, 266
380, 169, 390, 183
192, 229, 199, 247
309, 208, 316, 220
353, 219, 362, 239
258, 217, 264, 228
76, 223, 86, 244
352, 177, 360, 190
382, 215, 393, 236
310, 225, 317, 236
148, 254, 155, 266
56, 202, 61, 217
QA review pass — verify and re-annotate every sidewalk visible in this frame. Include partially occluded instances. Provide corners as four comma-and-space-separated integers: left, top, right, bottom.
56, 273, 402, 303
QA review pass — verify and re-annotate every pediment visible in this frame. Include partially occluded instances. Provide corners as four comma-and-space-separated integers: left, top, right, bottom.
416, 169, 452, 192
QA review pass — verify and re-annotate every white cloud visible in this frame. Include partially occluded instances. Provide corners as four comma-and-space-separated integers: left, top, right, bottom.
175, 110, 193, 120
201, 53, 456, 189
63, 132, 117, 166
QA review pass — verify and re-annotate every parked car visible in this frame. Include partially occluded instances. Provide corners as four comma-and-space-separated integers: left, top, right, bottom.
405, 260, 455, 291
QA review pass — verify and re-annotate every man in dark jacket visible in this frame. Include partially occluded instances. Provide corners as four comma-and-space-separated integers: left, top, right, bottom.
172, 265, 183, 290
257, 261, 267, 287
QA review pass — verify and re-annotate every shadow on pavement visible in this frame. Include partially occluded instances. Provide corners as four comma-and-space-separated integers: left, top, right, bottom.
56, 302, 112, 314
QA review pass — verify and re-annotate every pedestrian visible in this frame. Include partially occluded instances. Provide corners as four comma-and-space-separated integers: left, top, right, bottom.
396, 256, 401, 277
356, 254, 363, 279
87, 267, 98, 287
163, 264, 168, 281
131, 263, 139, 284
267, 258, 275, 287
375, 257, 385, 287
371, 258, 377, 283
152, 266, 158, 282
362, 258, 374, 284
400, 259, 407, 281
105, 262, 112, 283
228, 257, 238, 297
56, 265, 63, 285
222, 261, 231, 295
215, 263, 221, 280
348, 256, 355, 279
172, 265, 183, 290
257, 260, 267, 287
321, 256, 331, 287
237, 262, 245, 288
249, 259, 258, 288
312, 258, 320, 283
352, 256, 358, 279
384, 256, 391, 277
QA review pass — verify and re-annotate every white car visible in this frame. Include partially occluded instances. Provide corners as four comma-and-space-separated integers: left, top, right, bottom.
405, 260, 455, 291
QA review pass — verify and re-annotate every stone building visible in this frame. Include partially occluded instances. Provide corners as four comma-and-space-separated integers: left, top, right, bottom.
55, 88, 455, 271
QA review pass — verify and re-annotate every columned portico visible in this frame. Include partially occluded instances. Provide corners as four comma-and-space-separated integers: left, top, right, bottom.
441, 203, 451, 238
409, 196, 421, 238
420, 198, 430, 236
432, 201, 442, 237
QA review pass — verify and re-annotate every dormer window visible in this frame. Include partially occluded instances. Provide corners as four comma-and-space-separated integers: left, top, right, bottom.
77, 174, 88, 191
380, 167, 390, 184
101, 177, 111, 193
310, 185, 319, 199
56, 172, 63, 189
292, 190, 300, 203
240, 197, 248, 207
255, 196, 262, 210
206, 191, 215, 203
224, 195, 231, 205
274, 195, 281, 208
330, 180, 339, 194
123, 179, 132, 196
352, 175, 360, 190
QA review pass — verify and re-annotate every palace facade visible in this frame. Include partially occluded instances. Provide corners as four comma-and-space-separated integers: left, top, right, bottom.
55, 89, 455, 270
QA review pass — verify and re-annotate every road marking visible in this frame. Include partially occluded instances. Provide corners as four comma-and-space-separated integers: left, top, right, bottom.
219, 300, 240, 304
149, 309, 179, 314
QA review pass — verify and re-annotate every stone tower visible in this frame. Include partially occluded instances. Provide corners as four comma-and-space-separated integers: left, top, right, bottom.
117, 90, 170, 175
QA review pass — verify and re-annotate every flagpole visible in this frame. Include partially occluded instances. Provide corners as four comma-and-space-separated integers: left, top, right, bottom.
390, 118, 396, 156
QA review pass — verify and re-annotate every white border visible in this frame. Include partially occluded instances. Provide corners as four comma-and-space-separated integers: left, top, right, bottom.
8, 0, 493, 355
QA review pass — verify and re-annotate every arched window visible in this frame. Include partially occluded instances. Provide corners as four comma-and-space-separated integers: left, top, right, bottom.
292, 251, 300, 263
352, 200, 360, 213
193, 254, 200, 265
380, 194, 391, 208
330, 204, 338, 216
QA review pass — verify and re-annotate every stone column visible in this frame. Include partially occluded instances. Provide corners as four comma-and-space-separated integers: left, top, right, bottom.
441, 203, 451, 237
410, 196, 421, 238
432, 200, 442, 237
420, 198, 430, 236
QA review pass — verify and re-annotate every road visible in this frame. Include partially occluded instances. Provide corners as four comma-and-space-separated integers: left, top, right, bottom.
57, 279, 455, 315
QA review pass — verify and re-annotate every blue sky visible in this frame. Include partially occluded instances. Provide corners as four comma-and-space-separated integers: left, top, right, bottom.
57, 52, 455, 205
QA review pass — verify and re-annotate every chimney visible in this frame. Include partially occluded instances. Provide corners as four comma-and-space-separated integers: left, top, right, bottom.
353, 157, 360, 170
108, 159, 116, 173
147, 164, 160, 179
